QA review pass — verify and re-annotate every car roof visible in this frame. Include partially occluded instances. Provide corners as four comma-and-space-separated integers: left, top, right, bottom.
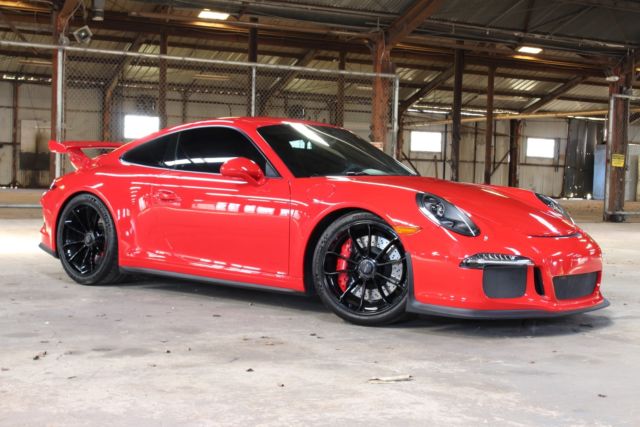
122, 116, 343, 150
168, 116, 339, 131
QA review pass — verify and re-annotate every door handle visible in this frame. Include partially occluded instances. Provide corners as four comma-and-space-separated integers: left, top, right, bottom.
154, 189, 180, 203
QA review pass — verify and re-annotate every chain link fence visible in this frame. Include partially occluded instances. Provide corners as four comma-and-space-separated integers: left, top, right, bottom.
0, 40, 399, 185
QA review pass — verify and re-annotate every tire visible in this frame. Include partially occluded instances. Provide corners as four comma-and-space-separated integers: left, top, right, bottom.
56, 193, 123, 285
312, 211, 410, 326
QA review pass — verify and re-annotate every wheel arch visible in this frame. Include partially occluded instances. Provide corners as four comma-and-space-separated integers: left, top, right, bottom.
302, 206, 385, 294
53, 189, 119, 254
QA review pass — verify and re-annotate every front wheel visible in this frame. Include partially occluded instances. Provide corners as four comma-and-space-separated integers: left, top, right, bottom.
56, 193, 123, 285
312, 211, 410, 326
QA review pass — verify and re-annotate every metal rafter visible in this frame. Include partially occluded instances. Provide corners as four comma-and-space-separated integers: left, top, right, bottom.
101, 33, 145, 140
556, 0, 640, 13
400, 65, 454, 113
521, 75, 588, 113
258, 49, 318, 114
0, 8, 617, 75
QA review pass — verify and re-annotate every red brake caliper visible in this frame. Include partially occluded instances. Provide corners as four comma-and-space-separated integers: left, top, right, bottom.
336, 238, 353, 291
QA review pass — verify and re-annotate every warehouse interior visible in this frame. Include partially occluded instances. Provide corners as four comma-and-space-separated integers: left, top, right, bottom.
1, 1, 639, 425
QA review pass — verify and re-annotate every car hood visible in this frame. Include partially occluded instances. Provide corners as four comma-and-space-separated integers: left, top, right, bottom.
339, 176, 578, 237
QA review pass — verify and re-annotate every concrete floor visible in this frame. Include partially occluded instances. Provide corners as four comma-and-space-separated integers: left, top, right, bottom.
0, 198, 639, 426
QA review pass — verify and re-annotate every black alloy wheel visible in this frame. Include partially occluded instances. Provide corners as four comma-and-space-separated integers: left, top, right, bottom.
57, 194, 123, 285
313, 211, 410, 325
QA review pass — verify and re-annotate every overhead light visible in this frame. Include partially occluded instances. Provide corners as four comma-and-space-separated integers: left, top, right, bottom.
513, 54, 538, 61
569, 116, 607, 122
604, 68, 620, 82
72, 25, 93, 44
92, 0, 105, 21
197, 9, 230, 20
18, 59, 52, 67
516, 46, 543, 54
193, 73, 231, 81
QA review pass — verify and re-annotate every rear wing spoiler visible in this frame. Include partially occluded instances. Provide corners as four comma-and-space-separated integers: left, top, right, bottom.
48, 140, 123, 170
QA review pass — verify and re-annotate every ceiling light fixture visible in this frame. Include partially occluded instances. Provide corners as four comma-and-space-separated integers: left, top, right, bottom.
516, 46, 543, 54
92, 0, 105, 21
513, 54, 538, 61
198, 9, 230, 20
604, 68, 620, 82
193, 73, 231, 81
18, 59, 53, 67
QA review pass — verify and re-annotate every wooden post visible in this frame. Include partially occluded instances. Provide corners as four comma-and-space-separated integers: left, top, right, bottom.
508, 119, 521, 187
484, 65, 495, 184
336, 50, 346, 127
450, 48, 464, 181
472, 121, 478, 183
11, 82, 19, 187
181, 91, 188, 123
371, 37, 392, 151
159, 33, 168, 129
247, 17, 257, 117
396, 119, 405, 160
605, 61, 632, 221
248, 17, 258, 63
49, 11, 58, 181
442, 119, 448, 180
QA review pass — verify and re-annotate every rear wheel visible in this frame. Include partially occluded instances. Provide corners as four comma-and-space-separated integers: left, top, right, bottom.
312, 211, 410, 326
56, 194, 123, 285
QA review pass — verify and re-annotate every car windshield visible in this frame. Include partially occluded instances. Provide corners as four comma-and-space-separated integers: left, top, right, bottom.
257, 123, 415, 178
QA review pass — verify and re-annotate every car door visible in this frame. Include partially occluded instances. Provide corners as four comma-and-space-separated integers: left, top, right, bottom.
148, 126, 291, 281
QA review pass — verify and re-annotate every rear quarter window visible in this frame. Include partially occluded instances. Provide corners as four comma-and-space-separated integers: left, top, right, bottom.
121, 133, 178, 168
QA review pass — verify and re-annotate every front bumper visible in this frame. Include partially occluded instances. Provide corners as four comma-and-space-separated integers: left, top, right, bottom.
403, 231, 608, 319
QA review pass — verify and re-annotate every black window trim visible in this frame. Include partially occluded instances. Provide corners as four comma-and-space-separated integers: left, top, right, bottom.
119, 125, 282, 178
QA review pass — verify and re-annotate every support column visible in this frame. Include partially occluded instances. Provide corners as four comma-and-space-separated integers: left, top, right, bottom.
450, 48, 464, 182
442, 118, 448, 179
181, 91, 188, 123
484, 65, 495, 184
336, 50, 346, 127
605, 61, 632, 222
371, 37, 393, 151
11, 82, 19, 187
396, 119, 405, 160
247, 17, 257, 117
508, 119, 521, 187
158, 33, 168, 129
472, 121, 478, 183
49, 11, 59, 181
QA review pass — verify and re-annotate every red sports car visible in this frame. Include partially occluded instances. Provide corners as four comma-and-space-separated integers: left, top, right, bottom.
40, 117, 608, 325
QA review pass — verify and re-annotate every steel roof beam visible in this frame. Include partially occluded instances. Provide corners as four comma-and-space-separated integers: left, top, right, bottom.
400, 66, 455, 113
520, 75, 588, 113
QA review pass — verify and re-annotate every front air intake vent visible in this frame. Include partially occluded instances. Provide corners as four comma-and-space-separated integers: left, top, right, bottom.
553, 272, 598, 300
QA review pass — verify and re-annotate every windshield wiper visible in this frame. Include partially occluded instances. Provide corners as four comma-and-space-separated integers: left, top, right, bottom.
345, 171, 370, 176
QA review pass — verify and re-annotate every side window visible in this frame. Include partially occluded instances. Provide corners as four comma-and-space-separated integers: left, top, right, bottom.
171, 127, 274, 175
121, 133, 177, 168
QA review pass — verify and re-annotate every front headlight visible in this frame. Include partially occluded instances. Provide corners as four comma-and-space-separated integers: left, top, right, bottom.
416, 193, 480, 237
535, 193, 574, 224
